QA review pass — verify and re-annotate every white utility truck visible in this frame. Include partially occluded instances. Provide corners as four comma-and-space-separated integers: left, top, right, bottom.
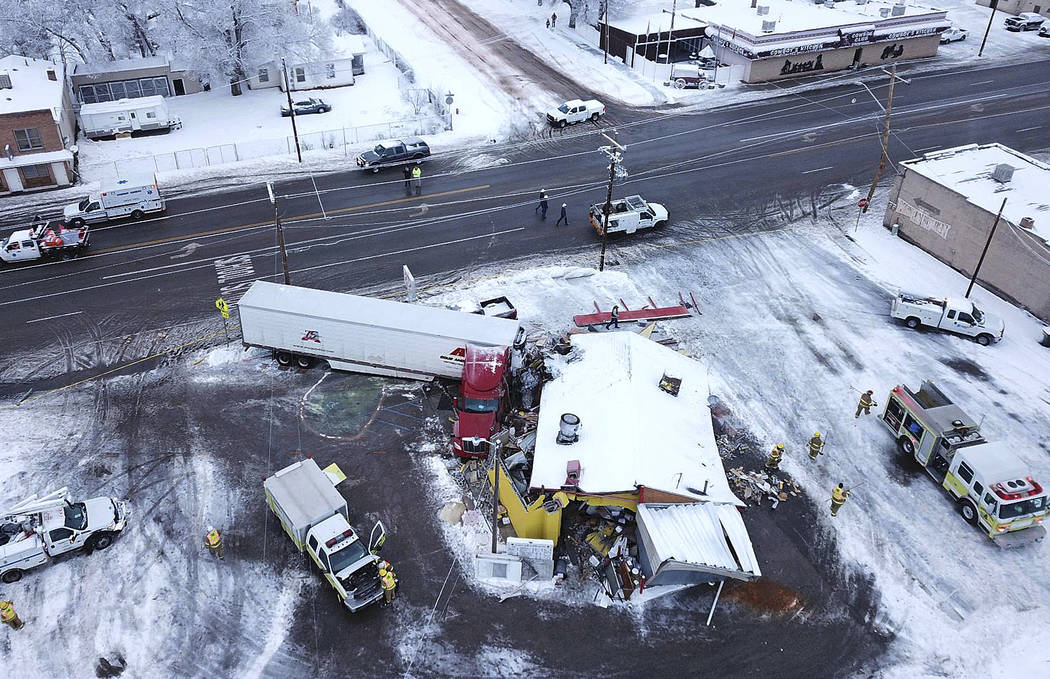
588, 195, 669, 236
264, 458, 387, 613
78, 96, 182, 140
63, 176, 165, 226
1, 220, 89, 264
237, 281, 523, 379
881, 381, 1047, 547
890, 293, 1004, 345
1, 488, 129, 583
546, 99, 605, 127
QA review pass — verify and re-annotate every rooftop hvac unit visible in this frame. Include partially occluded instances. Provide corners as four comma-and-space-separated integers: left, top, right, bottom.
0, 72, 11, 89
1020, 217, 1035, 229
757, 4, 770, 14
880, 6, 892, 16
762, 19, 777, 32
891, 3, 906, 15
991, 163, 1015, 183
556, 413, 580, 445
855, 0, 867, 4
824, 0, 836, 6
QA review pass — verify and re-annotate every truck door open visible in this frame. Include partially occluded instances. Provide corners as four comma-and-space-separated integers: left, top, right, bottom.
916, 429, 936, 466
368, 520, 386, 554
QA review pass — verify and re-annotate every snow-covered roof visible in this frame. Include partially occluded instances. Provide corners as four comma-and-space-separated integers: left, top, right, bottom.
607, 12, 707, 35
73, 56, 170, 76
683, 0, 947, 39
238, 281, 522, 347
80, 96, 167, 115
902, 143, 1050, 242
530, 332, 742, 505
336, 34, 367, 56
0, 55, 65, 117
0, 149, 73, 169
637, 503, 761, 578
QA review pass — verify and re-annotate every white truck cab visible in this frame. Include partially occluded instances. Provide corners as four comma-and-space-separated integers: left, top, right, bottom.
589, 195, 669, 235
890, 293, 1004, 345
0, 223, 89, 264
546, 99, 605, 127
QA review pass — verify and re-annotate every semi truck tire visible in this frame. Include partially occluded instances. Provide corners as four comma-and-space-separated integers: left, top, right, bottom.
91, 533, 114, 550
131, 210, 145, 220
275, 351, 293, 366
897, 437, 915, 455
1, 568, 23, 583
959, 500, 978, 525
295, 355, 315, 369
976, 334, 992, 346
905, 317, 920, 329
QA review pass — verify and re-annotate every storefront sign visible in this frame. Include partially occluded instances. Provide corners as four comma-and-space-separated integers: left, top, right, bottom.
780, 54, 824, 75
880, 26, 940, 41
768, 43, 826, 57
839, 28, 875, 47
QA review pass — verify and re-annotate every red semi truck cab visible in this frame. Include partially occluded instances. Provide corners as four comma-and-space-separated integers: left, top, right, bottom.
452, 344, 510, 458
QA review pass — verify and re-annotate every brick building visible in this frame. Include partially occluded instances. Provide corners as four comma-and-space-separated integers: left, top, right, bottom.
884, 144, 1050, 322
0, 55, 76, 194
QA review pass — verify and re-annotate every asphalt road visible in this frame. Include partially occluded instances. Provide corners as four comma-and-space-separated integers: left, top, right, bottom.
1, 58, 1049, 376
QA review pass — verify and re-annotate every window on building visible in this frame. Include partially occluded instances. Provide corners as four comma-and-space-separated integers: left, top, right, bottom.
109, 81, 127, 100
14, 128, 44, 151
124, 80, 142, 98
146, 111, 156, 119
20, 164, 50, 179
258, 68, 270, 83
326, 63, 336, 79
295, 67, 306, 83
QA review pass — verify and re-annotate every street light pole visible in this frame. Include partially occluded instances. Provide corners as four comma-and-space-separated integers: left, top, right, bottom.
282, 58, 303, 163
965, 197, 1007, 299
598, 132, 626, 272
267, 182, 291, 285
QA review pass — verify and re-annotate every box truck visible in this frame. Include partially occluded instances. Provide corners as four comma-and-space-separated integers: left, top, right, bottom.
78, 96, 182, 140
63, 176, 165, 226
238, 281, 522, 379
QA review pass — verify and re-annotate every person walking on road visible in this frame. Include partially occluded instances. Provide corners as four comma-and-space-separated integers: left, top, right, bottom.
551, 11, 557, 27
831, 483, 850, 517
855, 389, 876, 418
204, 526, 224, 560
411, 165, 422, 195
808, 432, 825, 460
765, 443, 784, 471
535, 191, 549, 219
402, 165, 412, 193
556, 203, 568, 226
605, 305, 620, 330
1, 600, 24, 630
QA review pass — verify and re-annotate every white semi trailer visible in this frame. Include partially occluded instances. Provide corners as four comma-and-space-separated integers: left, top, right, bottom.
237, 281, 523, 379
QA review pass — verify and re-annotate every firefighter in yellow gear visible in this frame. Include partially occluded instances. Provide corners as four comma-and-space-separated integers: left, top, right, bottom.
808, 432, 825, 460
380, 567, 397, 604
855, 390, 876, 418
831, 483, 850, 517
1, 600, 24, 630
204, 526, 224, 560
765, 443, 784, 471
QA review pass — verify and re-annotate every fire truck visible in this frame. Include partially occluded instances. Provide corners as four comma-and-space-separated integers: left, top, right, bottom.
879, 380, 1047, 547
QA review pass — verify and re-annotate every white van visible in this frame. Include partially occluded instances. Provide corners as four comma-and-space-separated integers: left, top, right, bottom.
63, 176, 165, 226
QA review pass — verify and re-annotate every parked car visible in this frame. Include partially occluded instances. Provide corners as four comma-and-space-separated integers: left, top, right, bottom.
1039, 24, 1050, 38
939, 27, 968, 44
1004, 13, 1045, 31
354, 137, 431, 172
281, 98, 331, 116
545, 99, 605, 127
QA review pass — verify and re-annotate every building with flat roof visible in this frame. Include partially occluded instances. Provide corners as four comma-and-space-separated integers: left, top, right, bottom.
681, 0, 949, 82
71, 56, 201, 104
976, 0, 1049, 20
0, 55, 76, 194
884, 143, 1050, 322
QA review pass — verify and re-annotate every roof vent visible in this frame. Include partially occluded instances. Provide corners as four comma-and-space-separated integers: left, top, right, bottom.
0, 72, 11, 89
1020, 217, 1035, 229
556, 413, 580, 445
757, 4, 770, 14
762, 19, 777, 32
991, 163, 1014, 183
659, 373, 682, 396
563, 460, 581, 489
880, 6, 891, 16
891, 3, 906, 15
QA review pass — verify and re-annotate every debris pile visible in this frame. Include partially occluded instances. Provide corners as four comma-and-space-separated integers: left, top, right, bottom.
728, 467, 801, 509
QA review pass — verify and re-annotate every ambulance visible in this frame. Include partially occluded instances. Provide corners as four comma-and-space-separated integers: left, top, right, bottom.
880, 380, 1047, 547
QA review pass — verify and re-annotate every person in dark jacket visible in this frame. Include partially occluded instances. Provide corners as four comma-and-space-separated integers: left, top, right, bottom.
402, 165, 412, 192
605, 305, 619, 330
535, 191, 549, 219
556, 203, 568, 226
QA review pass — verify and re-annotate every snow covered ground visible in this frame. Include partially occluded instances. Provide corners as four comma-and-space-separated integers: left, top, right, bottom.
77, 35, 430, 182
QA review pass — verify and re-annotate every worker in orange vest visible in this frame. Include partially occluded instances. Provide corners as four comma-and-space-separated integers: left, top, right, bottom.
1, 600, 24, 630
831, 483, 851, 517
765, 443, 784, 471
380, 567, 397, 604
204, 526, 224, 560
808, 432, 825, 460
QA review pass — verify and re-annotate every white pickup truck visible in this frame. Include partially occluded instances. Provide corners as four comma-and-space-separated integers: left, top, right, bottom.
0, 221, 89, 265
588, 195, 669, 235
546, 99, 605, 127
264, 458, 388, 612
1, 488, 129, 583
890, 293, 1004, 345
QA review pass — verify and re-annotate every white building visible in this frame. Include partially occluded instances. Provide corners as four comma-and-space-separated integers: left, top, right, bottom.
682, 0, 950, 83
251, 36, 367, 91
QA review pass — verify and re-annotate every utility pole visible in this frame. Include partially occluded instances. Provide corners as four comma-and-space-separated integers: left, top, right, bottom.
965, 197, 1006, 298
267, 182, 291, 285
862, 64, 897, 213
603, 4, 610, 65
978, 0, 999, 58
598, 132, 626, 272
282, 58, 303, 164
